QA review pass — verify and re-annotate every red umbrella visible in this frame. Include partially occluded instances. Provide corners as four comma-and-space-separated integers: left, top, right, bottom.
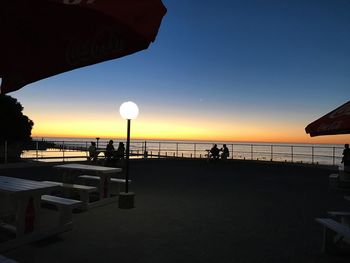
0, 0, 167, 94
305, 100, 350, 137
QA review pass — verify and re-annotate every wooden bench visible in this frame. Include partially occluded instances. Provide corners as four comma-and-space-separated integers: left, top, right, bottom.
79, 175, 131, 195
41, 195, 82, 226
43, 181, 97, 210
315, 218, 350, 253
0, 255, 18, 263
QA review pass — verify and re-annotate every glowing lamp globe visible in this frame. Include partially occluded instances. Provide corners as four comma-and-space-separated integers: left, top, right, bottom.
120, 101, 139, 120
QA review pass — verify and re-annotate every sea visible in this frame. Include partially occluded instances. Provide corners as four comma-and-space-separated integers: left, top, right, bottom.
22, 137, 345, 167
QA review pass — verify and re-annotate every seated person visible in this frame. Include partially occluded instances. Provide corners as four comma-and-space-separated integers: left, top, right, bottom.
115, 142, 125, 160
210, 144, 220, 160
88, 142, 98, 163
221, 144, 229, 160
105, 140, 115, 165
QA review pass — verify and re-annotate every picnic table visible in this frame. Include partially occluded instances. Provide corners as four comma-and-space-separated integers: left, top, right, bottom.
0, 176, 59, 236
315, 184, 350, 253
54, 164, 122, 205
0, 176, 60, 252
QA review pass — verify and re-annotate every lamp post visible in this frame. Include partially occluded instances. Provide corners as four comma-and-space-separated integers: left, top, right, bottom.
96, 137, 100, 150
118, 101, 139, 209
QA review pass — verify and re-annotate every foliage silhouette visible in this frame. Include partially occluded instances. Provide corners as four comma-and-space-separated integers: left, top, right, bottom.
0, 94, 34, 162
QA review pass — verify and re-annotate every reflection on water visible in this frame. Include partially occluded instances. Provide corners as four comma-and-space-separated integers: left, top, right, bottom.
22, 149, 88, 162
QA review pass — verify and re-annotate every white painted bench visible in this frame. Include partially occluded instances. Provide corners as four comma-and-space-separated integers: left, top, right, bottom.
41, 195, 82, 226
327, 211, 350, 225
0, 255, 18, 263
79, 175, 131, 195
315, 218, 350, 253
43, 181, 97, 210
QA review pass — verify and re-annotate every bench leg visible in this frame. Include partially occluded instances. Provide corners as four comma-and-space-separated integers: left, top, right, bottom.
323, 227, 336, 253
78, 191, 89, 210
323, 227, 348, 254
110, 183, 121, 196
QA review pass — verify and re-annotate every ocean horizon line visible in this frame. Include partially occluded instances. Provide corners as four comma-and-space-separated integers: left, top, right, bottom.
31, 136, 345, 147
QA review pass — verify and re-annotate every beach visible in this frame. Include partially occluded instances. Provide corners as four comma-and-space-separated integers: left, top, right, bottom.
1, 159, 349, 263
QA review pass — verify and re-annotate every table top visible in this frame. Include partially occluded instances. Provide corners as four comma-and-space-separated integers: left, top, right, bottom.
54, 163, 122, 174
0, 176, 59, 194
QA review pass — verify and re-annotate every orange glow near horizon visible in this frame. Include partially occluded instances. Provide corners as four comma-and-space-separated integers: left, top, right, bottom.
30, 114, 350, 145
23, 104, 350, 145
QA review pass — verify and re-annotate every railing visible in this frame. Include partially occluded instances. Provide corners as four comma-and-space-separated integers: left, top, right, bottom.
135, 141, 343, 166
0, 139, 344, 166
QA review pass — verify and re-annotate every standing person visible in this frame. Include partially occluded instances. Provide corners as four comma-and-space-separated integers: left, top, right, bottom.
210, 144, 220, 160
221, 144, 230, 160
88, 141, 98, 163
342, 144, 350, 172
105, 140, 115, 165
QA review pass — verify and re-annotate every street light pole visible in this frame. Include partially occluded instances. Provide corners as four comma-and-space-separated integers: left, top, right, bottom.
118, 101, 139, 209
96, 137, 100, 150
125, 119, 131, 193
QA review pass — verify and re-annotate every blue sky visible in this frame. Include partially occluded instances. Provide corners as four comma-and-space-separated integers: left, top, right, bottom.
11, 0, 350, 143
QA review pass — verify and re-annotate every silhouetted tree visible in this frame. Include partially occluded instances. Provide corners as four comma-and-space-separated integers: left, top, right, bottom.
0, 94, 34, 162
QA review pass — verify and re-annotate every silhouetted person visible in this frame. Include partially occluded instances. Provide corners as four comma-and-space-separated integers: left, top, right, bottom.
210, 144, 220, 160
88, 141, 98, 163
342, 144, 350, 172
105, 140, 115, 165
221, 144, 229, 160
115, 142, 125, 160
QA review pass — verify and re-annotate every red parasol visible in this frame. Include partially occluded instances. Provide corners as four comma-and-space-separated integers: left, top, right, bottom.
0, 0, 167, 94
305, 100, 350, 137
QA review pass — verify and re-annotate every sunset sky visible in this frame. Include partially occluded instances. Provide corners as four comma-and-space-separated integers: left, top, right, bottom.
8, 0, 350, 144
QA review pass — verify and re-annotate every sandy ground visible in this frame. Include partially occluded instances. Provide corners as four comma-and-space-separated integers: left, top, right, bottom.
1, 159, 350, 263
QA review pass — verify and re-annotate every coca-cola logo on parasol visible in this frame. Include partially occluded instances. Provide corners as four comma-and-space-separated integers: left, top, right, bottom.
66, 29, 125, 66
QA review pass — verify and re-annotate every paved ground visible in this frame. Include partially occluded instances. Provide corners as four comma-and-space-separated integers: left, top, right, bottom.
1, 159, 350, 263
